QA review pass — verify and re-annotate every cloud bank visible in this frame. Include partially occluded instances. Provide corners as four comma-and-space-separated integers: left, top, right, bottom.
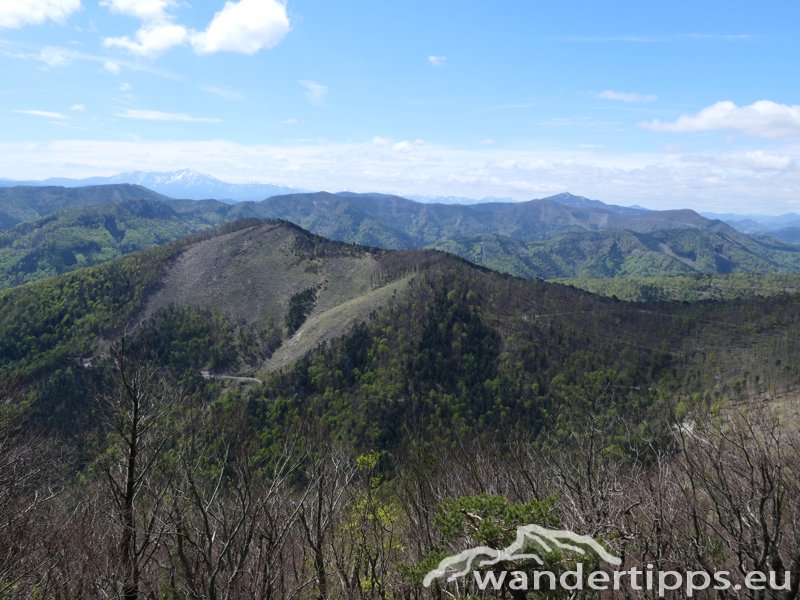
642, 100, 800, 139
4, 138, 800, 213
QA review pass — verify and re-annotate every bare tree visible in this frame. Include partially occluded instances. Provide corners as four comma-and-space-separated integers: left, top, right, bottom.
166, 406, 307, 600
297, 436, 359, 600
672, 405, 800, 598
0, 376, 63, 597
98, 337, 181, 600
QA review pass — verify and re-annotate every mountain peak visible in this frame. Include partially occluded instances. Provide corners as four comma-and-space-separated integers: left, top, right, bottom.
541, 192, 603, 207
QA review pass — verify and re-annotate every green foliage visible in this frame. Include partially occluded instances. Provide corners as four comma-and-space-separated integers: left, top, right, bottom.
285, 286, 317, 333
130, 304, 282, 377
0, 220, 267, 435
0, 196, 235, 290
434, 227, 800, 280
434, 494, 557, 546
0, 184, 168, 229
260, 262, 679, 452
558, 273, 800, 302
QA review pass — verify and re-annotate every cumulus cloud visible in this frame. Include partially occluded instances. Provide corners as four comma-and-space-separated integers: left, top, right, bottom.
191, 0, 290, 55
104, 22, 189, 58
102, 0, 290, 57
428, 55, 447, 67
299, 80, 327, 106
641, 100, 800, 139
0, 0, 81, 28
101, 0, 189, 57
100, 0, 175, 22
594, 90, 657, 103
115, 108, 221, 123
15, 109, 68, 119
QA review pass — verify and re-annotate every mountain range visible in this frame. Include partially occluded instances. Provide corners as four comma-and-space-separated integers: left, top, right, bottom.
6, 168, 800, 233
3, 183, 800, 289
0, 169, 305, 203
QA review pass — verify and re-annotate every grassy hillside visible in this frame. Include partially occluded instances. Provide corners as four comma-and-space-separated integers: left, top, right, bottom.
0, 220, 418, 431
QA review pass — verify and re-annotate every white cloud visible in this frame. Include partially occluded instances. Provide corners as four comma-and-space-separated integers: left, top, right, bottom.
683, 150, 794, 171
118, 82, 132, 92
104, 22, 189, 58
69, 103, 85, 112
101, 0, 290, 57
15, 109, 68, 119
594, 90, 657, 103
299, 80, 327, 106
0, 0, 81, 29
38, 46, 71, 67
191, 0, 290, 55
641, 100, 800, 139
372, 137, 424, 153
6, 44, 177, 78
4, 139, 800, 213
201, 85, 243, 101
100, 0, 175, 22
115, 108, 221, 123
101, 0, 187, 57
428, 55, 447, 67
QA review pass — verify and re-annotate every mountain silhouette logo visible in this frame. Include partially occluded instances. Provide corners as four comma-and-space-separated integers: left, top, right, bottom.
423, 524, 621, 587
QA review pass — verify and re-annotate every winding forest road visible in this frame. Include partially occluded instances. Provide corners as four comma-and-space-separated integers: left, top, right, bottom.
200, 370, 263, 384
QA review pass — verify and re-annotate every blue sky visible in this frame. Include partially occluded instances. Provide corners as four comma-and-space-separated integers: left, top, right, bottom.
1, 0, 799, 212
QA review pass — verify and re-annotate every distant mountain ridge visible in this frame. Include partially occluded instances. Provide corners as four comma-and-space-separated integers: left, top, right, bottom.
0, 169, 305, 203
0, 184, 167, 229
2, 182, 798, 289
258, 191, 713, 248
434, 224, 800, 279
701, 210, 800, 242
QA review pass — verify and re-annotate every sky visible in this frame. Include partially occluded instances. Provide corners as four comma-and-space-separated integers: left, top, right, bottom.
1, 0, 799, 213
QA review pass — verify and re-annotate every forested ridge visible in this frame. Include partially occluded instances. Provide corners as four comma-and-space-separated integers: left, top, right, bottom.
5, 185, 800, 291
1, 221, 800, 598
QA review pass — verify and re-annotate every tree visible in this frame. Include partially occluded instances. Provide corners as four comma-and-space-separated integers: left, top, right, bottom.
98, 336, 180, 600
166, 406, 306, 600
0, 376, 63, 597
